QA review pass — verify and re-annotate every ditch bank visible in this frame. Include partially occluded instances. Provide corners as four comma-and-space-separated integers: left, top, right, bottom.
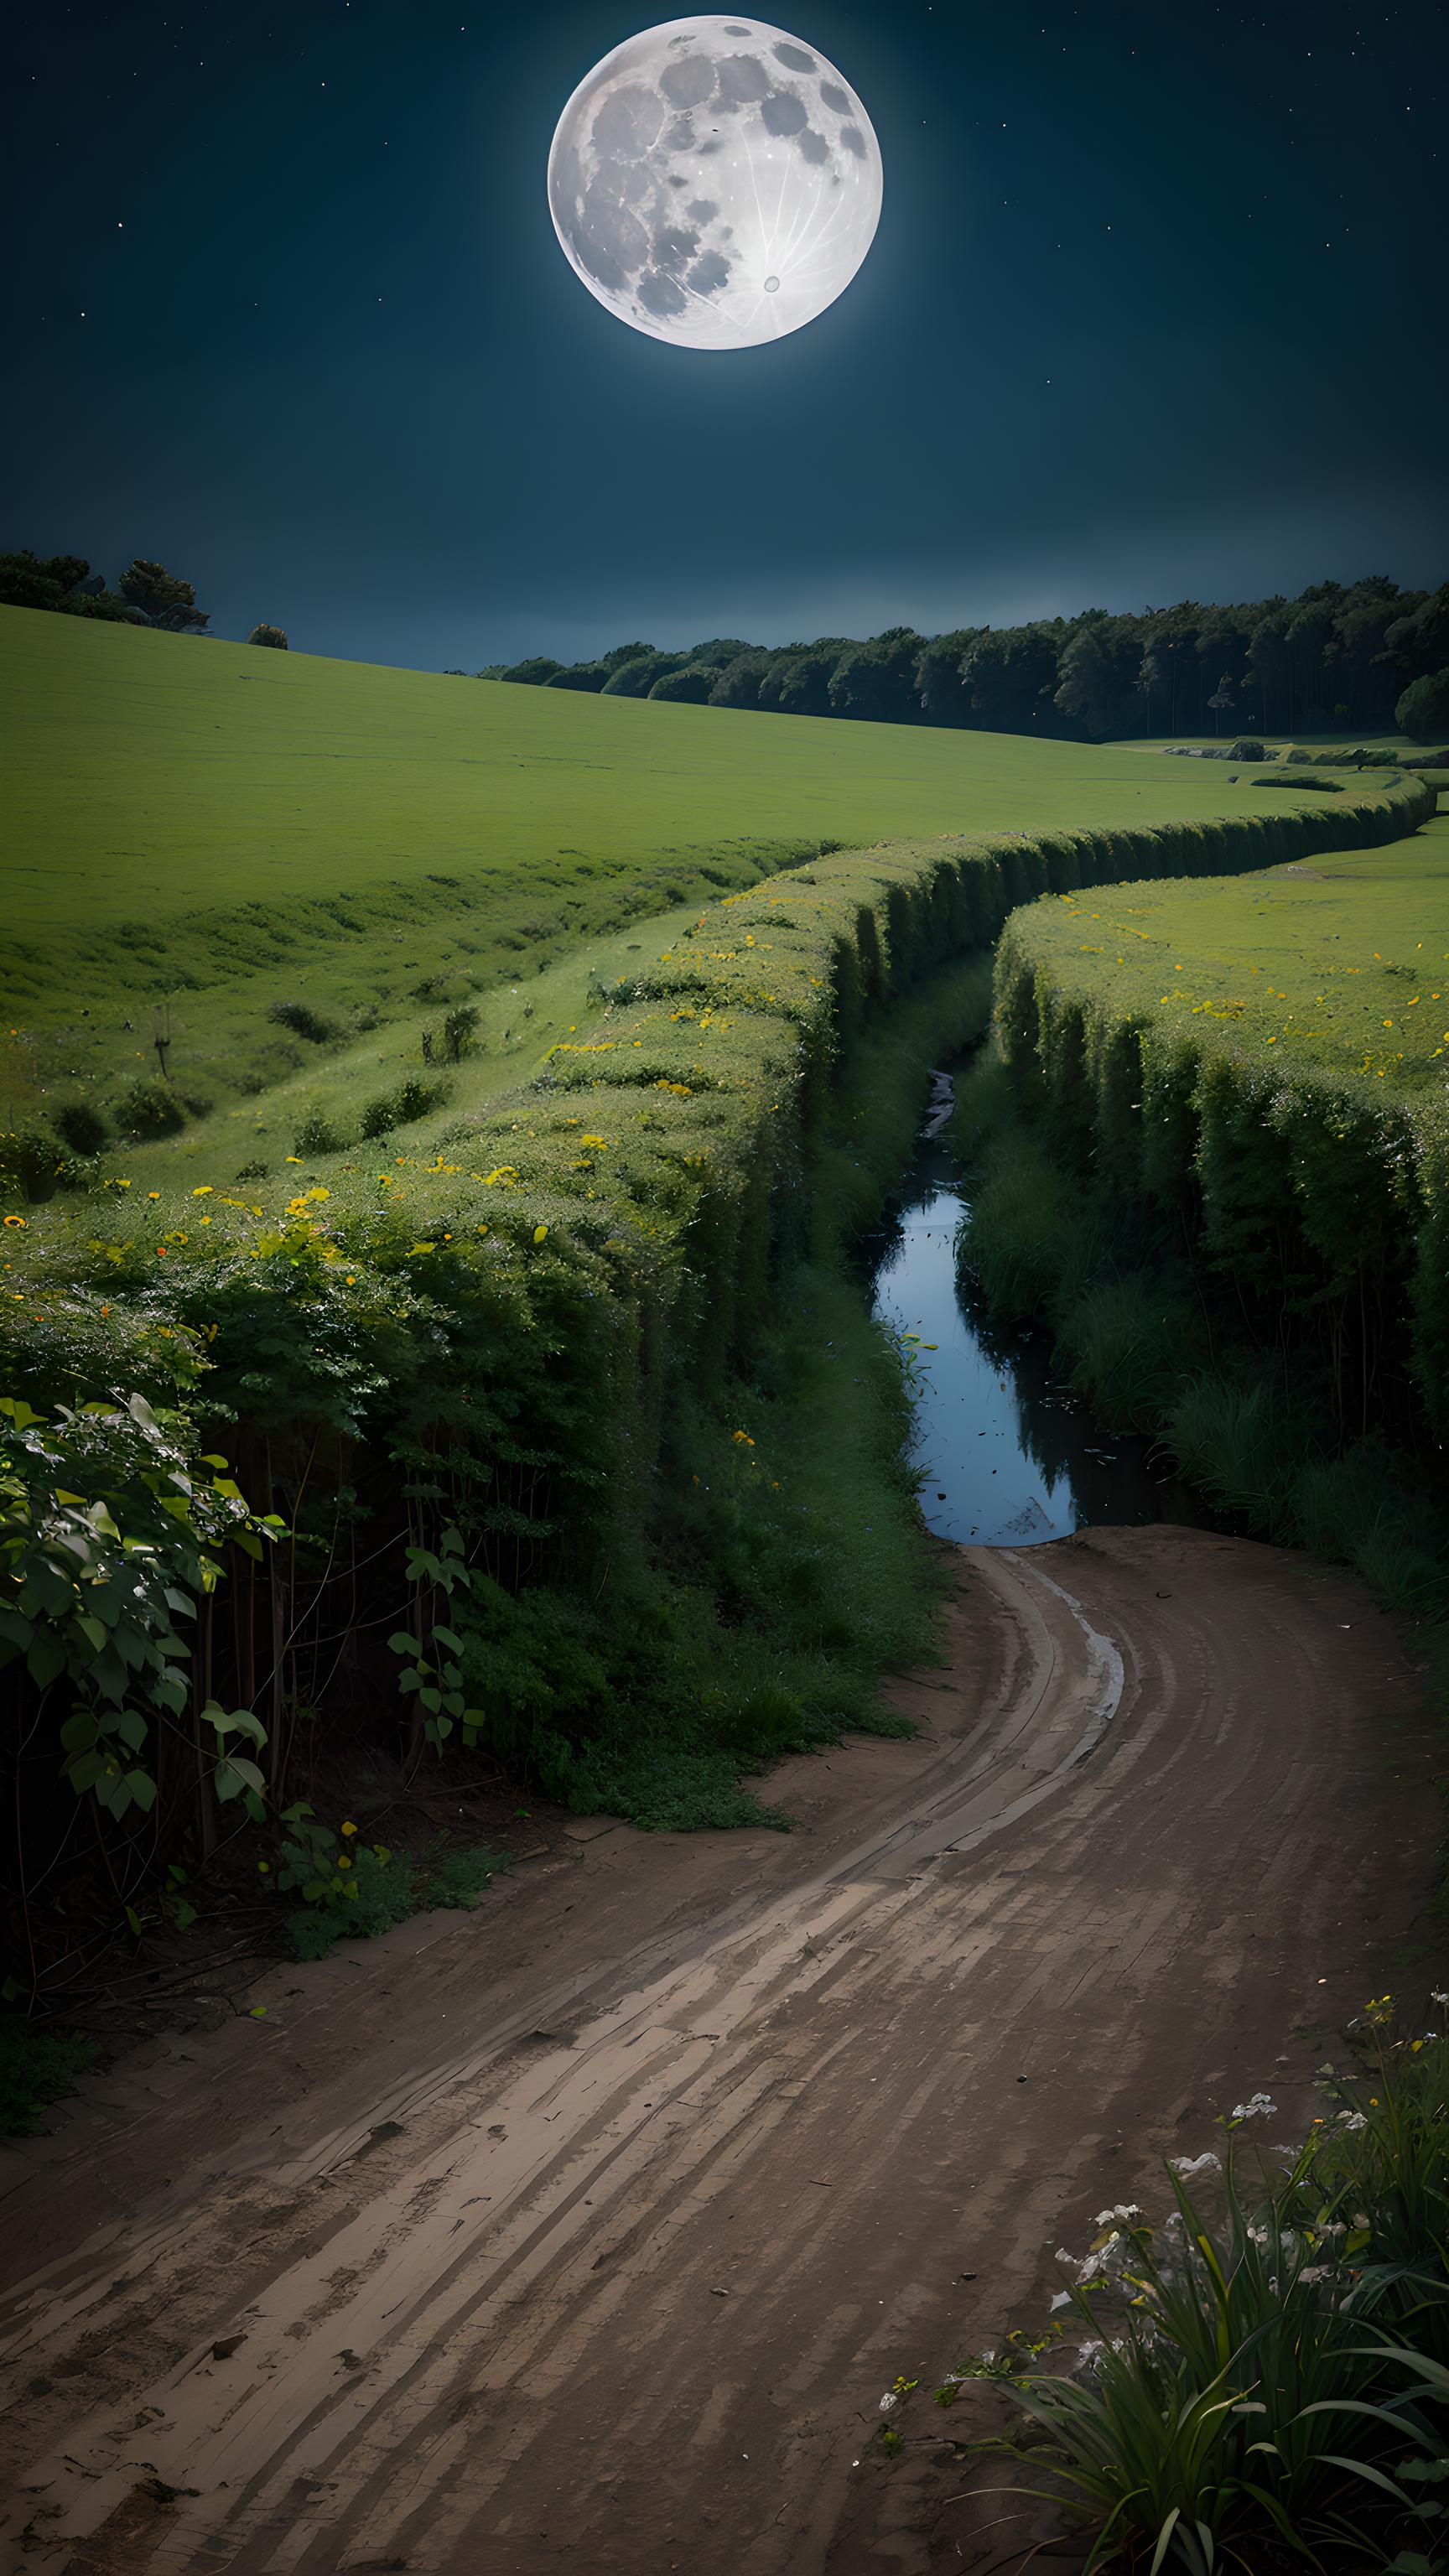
0, 774, 1436, 2002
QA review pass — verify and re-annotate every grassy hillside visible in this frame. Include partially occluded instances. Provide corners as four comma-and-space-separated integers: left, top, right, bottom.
1027, 813, 1449, 1096
1, 606, 1371, 1136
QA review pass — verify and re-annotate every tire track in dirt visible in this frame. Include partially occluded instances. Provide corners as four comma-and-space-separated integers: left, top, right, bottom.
0, 1528, 1436, 2576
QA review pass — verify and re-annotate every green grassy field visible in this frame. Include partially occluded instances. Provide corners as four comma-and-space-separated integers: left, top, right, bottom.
3, 606, 1381, 1140
1036, 815, 1449, 1093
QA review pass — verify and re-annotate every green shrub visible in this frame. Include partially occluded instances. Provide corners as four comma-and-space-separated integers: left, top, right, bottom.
443, 1003, 480, 1062
268, 999, 340, 1044
1397, 668, 1449, 743
1057, 1275, 1208, 1431
1250, 772, 1343, 791
112, 1078, 185, 1139
1163, 1363, 1317, 1538
543, 661, 610, 692
293, 1110, 343, 1156
601, 652, 683, 698
247, 623, 288, 649
51, 1098, 109, 1157
1228, 736, 1265, 760
647, 666, 715, 704
358, 1075, 446, 1138
958, 1132, 1073, 1321
0, 1127, 83, 1201
285, 1840, 506, 1959
0, 2022, 96, 2137
499, 657, 564, 685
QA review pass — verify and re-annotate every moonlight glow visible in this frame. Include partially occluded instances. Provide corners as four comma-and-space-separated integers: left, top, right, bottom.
548, 16, 882, 351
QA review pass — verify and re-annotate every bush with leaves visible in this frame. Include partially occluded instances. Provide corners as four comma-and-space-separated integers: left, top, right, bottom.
247, 622, 288, 649
117, 557, 209, 633
0, 1129, 86, 1203
51, 1100, 109, 1158
1396, 669, 1449, 745
112, 1078, 185, 1140
0, 1392, 281, 1832
268, 1000, 339, 1044
443, 1002, 480, 1062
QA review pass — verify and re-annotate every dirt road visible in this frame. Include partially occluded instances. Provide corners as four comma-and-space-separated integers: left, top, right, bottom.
0, 1528, 1438, 2576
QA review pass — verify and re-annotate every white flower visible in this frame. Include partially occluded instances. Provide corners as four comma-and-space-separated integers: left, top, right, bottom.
1340, 2113, 1367, 2132
1231, 2092, 1276, 2121
1054, 2247, 1076, 2266
1431, 1990, 1447, 2006
1171, 2152, 1221, 2176
878, 2392, 897, 2413
1094, 2204, 1142, 2226
1298, 2265, 1331, 2284
1050, 2291, 1072, 2312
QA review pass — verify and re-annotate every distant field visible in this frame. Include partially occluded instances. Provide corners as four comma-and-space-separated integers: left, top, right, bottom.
0, 608, 1420, 1133
1038, 814, 1449, 1094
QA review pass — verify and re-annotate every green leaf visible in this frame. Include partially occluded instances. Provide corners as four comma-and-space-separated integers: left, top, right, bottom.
74, 1613, 107, 1654
26, 1631, 68, 1691
200, 1701, 266, 1748
126, 1904, 143, 1938
124, 1768, 158, 1813
172, 1899, 197, 1931
433, 1624, 463, 1655
60, 1710, 100, 1753
214, 1754, 266, 1803
387, 1632, 422, 1657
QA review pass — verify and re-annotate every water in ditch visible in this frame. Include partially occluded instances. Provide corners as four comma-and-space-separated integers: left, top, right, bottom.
870, 1066, 1209, 1547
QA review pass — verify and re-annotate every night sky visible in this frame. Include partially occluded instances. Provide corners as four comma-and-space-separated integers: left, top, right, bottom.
7, 0, 1446, 667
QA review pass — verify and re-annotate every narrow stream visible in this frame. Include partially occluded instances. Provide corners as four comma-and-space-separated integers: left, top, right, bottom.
870, 1065, 1208, 1546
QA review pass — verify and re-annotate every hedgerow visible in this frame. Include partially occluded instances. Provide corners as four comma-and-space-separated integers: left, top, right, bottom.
988, 797, 1447, 1439
0, 775, 1431, 1981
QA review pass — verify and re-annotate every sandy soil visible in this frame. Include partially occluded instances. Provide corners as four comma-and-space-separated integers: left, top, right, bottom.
0, 1527, 1439, 2576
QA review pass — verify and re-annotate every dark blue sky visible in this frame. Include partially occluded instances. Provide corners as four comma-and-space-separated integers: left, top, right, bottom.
7, 0, 1445, 667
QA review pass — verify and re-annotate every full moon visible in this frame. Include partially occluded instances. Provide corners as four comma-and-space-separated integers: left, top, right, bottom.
548, 16, 882, 351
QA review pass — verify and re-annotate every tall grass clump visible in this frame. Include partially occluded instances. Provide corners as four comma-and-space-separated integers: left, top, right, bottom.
910, 2001, 1449, 2571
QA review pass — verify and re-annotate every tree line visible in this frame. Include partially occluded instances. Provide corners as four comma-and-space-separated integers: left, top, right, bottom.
0, 550, 287, 647
480, 574, 1449, 742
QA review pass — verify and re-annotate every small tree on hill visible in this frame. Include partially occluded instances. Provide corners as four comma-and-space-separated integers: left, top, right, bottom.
1208, 675, 1235, 735
1395, 668, 1449, 744
500, 656, 563, 684
118, 558, 209, 631
647, 664, 714, 704
247, 622, 288, 649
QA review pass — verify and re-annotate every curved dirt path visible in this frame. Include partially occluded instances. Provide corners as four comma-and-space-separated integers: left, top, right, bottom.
0, 1527, 1437, 2576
